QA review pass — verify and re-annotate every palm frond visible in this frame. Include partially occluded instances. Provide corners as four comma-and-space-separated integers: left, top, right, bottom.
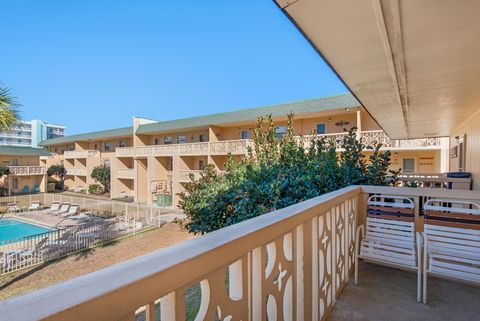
0, 86, 21, 131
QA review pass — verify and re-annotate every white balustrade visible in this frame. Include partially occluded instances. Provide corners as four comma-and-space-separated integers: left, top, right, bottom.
116, 168, 135, 179
8, 166, 46, 176
64, 150, 100, 159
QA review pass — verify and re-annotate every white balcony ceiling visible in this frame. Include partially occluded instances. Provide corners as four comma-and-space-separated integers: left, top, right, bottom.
275, 0, 480, 139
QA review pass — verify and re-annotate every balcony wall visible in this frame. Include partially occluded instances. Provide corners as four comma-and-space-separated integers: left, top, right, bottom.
2, 186, 480, 320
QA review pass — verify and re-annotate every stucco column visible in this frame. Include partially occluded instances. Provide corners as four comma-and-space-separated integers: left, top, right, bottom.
171, 155, 181, 207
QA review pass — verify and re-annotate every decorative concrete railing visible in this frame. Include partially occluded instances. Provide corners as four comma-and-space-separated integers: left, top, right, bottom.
302, 130, 446, 150
2, 186, 480, 320
64, 150, 100, 159
66, 168, 87, 176
0, 186, 360, 321
116, 168, 135, 180
361, 130, 446, 149
8, 166, 46, 176
116, 139, 254, 158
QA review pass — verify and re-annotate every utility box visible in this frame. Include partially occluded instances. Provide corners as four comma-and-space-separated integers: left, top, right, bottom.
156, 194, 172, 207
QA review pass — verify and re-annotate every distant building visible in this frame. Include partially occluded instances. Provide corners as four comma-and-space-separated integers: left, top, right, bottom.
0, 119, 65, 148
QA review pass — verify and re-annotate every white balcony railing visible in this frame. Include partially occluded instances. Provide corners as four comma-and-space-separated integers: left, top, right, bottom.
116, 131, 445, 159
361, 130, 446, 149
8, 166, 46, 176
116, 139, 255, 158
116, 168, 135, 180
301, 130, 446, 150
64, 150, 100, 159
66, 168, 87, 176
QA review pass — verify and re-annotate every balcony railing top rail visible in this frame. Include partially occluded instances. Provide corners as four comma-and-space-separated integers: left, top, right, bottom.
8, 166, 46, 176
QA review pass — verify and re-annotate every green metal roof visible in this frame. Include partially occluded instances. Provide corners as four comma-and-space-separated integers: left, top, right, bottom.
136, 94, 359, 134
39, 127, 133, 147
0, 146, 51, 156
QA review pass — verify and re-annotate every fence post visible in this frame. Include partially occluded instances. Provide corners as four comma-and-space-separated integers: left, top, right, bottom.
29, 194, 32, 205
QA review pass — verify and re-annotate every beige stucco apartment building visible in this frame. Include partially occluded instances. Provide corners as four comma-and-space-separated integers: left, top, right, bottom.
34, 94, 449, 205
0, 146, 50, 194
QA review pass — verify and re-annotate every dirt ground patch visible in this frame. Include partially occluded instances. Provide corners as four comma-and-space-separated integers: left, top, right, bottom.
0, 222, 195, 301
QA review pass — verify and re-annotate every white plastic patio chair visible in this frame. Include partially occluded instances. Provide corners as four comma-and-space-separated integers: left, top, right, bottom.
48, 202, 61, 213
28, 201, 43, 211
7, 202, 19, 213
52, 203, 70, 215
423, 199, 480, 303
61, 204, 79, 217
355, 194, 422, 302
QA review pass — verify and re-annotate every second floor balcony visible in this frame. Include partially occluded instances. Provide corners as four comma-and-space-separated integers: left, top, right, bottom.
115, 131, 447, 159
64, 150, 101, 159
8, 166, 46, 176
116, 139, 255, 158
3, 185, 478, 320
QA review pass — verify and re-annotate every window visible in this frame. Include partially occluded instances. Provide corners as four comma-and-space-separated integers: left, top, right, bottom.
199, 134, 205, 142
104, 159, 111, 167
154, 138, 159, 145
119, 140, 127, 147
241, 130, 249, 139
68, 145, 74, 151
164, 136, 173, 145
275, 126, 286, 138
199, 160, 205, 170
316, 123, 326, 135
54, 148, 58, 153
402, 158, 415, 173
104, 142, 110, 152
18, 139, 22, 143
11, 159, 18, 166
94, 144, 98, 150
177, 136, 186, 144
12, 178, 18, 190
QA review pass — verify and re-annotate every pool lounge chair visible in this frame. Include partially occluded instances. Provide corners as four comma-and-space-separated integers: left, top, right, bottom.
61, 204, 79, 217
7, 202, 19, 213
52, 203, 70, 215
28, 201, 43, 211
48, 202, 61, 213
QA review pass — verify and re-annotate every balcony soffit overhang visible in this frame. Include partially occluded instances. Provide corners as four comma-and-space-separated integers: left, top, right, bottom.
275, 0, 480, 139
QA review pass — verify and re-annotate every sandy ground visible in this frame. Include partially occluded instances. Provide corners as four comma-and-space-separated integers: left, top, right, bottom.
0, 222, 195, 301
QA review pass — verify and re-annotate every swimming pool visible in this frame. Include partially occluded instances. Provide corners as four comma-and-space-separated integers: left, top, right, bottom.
0, 219, 50, 242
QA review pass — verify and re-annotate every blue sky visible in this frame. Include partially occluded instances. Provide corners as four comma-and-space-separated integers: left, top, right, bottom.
1, 1, 347, 135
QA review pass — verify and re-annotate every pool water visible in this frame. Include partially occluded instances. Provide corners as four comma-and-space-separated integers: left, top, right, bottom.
0, 219, 50, 242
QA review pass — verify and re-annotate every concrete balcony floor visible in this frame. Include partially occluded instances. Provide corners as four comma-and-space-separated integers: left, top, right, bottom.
328, 262, 480, 321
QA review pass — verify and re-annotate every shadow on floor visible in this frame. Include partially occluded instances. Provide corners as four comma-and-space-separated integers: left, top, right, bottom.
328, 262, 480, 321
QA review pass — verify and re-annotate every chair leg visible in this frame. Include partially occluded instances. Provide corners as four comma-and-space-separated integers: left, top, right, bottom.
354, 225, 364, 285
416, 232, 423, 303
423, 233, 428, 304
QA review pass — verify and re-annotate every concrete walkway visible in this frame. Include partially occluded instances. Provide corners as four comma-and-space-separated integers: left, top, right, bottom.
328, 262, 480, 321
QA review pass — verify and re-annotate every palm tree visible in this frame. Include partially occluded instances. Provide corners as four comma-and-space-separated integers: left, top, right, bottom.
0, 85, 20, 131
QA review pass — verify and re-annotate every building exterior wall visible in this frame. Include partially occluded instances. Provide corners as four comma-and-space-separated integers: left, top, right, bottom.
450, 109, 480, 190
40, 104, 450, 204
